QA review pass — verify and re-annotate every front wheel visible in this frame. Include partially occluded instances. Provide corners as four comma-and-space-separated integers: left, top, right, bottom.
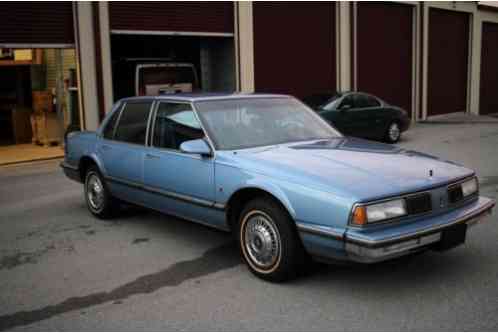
385, 122, 401, 143
238, 197, 306, 282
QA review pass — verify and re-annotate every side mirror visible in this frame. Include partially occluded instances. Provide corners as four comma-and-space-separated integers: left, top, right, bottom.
179, 139, 213, 157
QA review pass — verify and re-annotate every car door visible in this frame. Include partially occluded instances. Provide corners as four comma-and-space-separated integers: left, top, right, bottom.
142, 101, 217, 224
97, 100, 153, 205
342, 93, 382, 139
366, 95, 392, 138
357, 94, 386, 139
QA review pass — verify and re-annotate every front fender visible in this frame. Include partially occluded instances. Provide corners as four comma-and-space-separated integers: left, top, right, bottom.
234, 176, 297, 219
217, 165, 354, 230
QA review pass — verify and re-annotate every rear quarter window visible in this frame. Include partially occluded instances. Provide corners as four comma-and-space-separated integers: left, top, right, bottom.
102, 106, 122, 140
366, 96, 381, 107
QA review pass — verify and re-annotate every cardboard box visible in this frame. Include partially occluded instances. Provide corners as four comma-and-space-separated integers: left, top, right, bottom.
32, 91, 53, 113
30, 112, 62, 146
14, 49, 32, 61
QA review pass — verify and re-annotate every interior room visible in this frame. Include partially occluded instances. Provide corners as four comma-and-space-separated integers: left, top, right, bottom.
0, 48, 79, 165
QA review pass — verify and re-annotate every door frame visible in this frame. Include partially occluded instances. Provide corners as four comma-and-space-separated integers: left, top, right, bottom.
421, 2, 475, 120
351, 1, 420, 123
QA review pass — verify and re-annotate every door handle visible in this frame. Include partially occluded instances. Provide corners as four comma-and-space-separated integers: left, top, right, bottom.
145, 153, 160, 160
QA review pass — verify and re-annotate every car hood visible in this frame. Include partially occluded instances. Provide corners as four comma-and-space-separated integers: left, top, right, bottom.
218, 137, 474, 202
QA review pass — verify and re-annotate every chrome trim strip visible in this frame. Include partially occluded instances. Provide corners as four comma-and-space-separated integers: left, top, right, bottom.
190, 102, 217, 156
346, 232, 442, 263
213, 202, 226, 210
296, 223, 344, 240
144, 100, 156, 147
97, 101, 121, 138
105, 175, 226, 211
149, 99, 160, 147
142, 185, 213, 208
117, 197, 230, 233
106, 175, 142, 190
345, 199, 495, 248
114, 101, 127, 138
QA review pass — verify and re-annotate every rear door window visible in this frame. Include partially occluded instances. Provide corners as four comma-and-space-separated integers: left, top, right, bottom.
366, 95, 381, 107
114, 101, 153, 145
353, 94, 370, 108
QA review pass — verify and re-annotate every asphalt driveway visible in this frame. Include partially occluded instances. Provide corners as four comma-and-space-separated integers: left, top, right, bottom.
1, 118, 497, 331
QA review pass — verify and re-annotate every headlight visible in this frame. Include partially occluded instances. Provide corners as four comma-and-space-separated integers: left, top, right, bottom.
351, 199, 407, 225
461, 177, 478, 197
366, 199, 407, 223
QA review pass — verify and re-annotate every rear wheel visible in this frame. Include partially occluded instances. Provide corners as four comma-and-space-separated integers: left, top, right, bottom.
84, 166, 118, 219
238, 197, 306, 282
385, 121, 401, 143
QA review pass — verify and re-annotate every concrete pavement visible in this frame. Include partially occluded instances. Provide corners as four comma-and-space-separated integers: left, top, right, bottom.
0, 120, 497, 331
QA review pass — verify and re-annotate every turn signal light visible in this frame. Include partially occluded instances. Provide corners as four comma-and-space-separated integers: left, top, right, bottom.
352, 206, 367, 226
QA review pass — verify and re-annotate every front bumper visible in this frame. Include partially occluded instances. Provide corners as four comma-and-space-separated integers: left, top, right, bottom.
344, 196, 495, 263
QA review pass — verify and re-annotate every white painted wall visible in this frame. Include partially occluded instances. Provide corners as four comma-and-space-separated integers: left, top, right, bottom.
99, 2, 114, 114
336, 2, 352, 92
237, 2, 255, 93
74, 2, 99, 131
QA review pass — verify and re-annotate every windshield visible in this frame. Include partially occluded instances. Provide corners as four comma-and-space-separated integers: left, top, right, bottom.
194, 97, 342, 150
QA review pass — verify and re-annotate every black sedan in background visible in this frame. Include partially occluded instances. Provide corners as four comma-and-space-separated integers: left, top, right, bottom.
302, 91, 410, 143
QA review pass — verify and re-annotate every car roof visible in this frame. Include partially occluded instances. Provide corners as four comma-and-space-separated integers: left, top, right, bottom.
119, 92, 292, 103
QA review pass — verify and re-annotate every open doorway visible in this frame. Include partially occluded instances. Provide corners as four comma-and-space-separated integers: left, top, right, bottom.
111, 34, 236, 101
0, 48, 79, 166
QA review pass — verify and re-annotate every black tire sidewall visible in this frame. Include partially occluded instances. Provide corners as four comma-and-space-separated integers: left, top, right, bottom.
84, 166, 113, 218
237, 197, 304, 282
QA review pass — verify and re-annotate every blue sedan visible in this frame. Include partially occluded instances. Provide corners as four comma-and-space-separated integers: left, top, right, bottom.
61, 93, 495, 282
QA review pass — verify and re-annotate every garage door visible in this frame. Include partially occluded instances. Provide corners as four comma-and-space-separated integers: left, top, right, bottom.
357, 2, 413, 116
479, 22, 498, 115
253, 2, 336, 99
109, 2, 234, 35
427, 8, 469, 116
0, 2, 74, 47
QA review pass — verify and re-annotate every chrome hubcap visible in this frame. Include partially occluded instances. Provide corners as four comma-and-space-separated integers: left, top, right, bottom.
244, 213, 281, 269
87, 173, 104, 211
389, 123, 400, 141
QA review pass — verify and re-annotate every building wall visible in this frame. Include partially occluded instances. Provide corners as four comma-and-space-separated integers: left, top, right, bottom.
68, 1, 498, 130
44, 49, 76, 90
